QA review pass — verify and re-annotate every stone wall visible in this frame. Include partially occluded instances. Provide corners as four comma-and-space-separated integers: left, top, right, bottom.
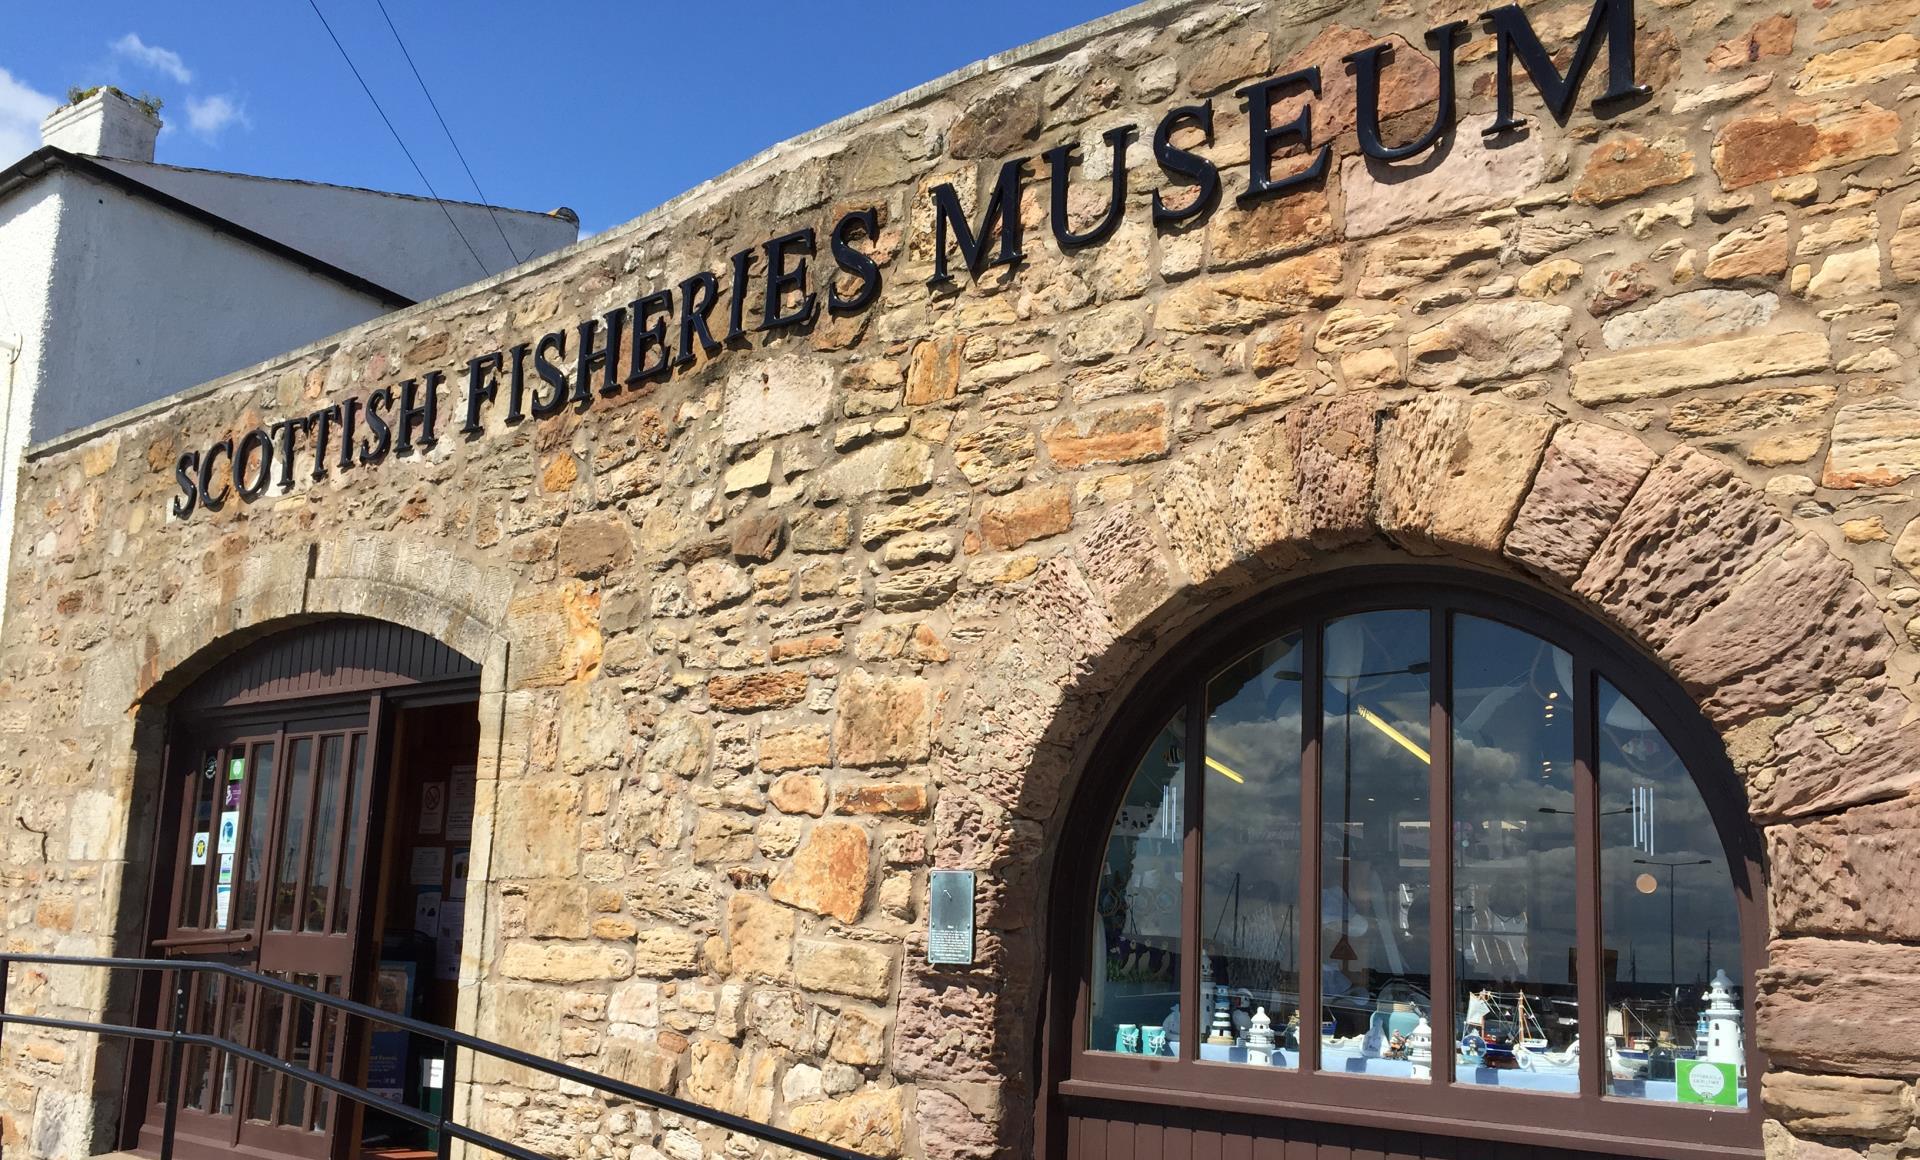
4, 0, 1920, 1157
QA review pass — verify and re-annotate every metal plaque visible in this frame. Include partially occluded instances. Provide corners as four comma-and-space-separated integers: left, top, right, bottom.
927, 869, 976, 966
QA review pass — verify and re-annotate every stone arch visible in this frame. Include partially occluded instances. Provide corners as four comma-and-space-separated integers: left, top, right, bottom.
910, 390, 1920, 1155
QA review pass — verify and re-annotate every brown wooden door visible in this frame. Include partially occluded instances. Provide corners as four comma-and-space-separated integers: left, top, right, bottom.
143, 712, 376, 1160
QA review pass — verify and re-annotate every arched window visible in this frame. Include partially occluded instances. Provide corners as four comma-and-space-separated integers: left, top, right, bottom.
1060, 574, 1762, 1157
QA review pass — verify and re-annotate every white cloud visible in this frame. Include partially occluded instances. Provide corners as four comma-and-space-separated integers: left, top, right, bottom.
184, 94, 249, 142
0, 68, 57, 167
110, 33, 192, 85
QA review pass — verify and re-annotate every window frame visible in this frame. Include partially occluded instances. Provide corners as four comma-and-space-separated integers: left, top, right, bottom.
1049, 569, 1765, 1159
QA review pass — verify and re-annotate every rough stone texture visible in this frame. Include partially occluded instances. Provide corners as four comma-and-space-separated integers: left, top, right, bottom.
1769, 797, 1920, 943
6, 4, 1920, 1158
770, 822, 870, 924
1600, 289, 1778, 350
1570, 332, 1830, 406
1764, 1071, 1915, 1142
1504, 423, 1658, 588
1823, 397, 1920, 488
1759, 939, 1920, 1077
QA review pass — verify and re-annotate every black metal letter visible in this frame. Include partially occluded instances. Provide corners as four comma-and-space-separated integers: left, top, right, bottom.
726, 247, 754, 342
337, 399, 361, 472
531, 332, 569, 418
762, 228, 818, 330
197, 439, 232, 510
359, 389, 392, 463
172, 451, 200, 518
461, 352, 503, 435
574, 309, 627, 403
505, 343, 530, 423
397, 371, 442, 454
1348, 23, 1466, 161
1483, 0, 1645, 134
269, 415, 309, 491
1152, 102, 1221, 226
676, 272, 723, 367
926, 158, 1027, 286
626, 291, 673, 386
1239, 69, 1332, 204
233, 428, 274, 500
308, 404, 340, 480
1047, 126, 1133, 250
829, 208, 882, 314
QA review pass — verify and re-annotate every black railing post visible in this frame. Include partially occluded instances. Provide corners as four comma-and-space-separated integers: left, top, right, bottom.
436, 1038, 457, 1160
159, 967, 191, 1160
0, 953, 11, 1047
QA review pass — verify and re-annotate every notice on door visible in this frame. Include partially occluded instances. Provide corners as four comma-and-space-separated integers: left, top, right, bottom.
190, 831, 210, 866
216, 810, 240, 855
418, 780, 447, 835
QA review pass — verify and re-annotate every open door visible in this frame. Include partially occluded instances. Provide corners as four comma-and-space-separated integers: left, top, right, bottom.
133, 619, 478, 1160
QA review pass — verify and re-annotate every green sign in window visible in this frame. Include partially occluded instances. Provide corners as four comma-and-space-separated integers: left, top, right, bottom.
1677, 1059, 1738, 1106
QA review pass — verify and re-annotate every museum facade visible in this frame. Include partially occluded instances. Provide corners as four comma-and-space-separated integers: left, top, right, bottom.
4, 0, 1920, 1157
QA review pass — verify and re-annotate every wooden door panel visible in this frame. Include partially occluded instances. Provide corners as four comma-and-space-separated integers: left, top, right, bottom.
1060, 1105, 1617, 1160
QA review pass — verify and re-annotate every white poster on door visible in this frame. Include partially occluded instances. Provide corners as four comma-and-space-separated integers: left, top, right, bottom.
446, 772, 476, 841
216, 811, 240, 855
418, 781, 447, 835
413, 890, 442, 939
190, 832, 210, 866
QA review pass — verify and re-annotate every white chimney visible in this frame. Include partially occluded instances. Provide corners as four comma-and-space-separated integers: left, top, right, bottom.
41, 88, 161, 163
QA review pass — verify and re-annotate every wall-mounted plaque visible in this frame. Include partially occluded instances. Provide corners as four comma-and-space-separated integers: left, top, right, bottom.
927, 869, 976, 966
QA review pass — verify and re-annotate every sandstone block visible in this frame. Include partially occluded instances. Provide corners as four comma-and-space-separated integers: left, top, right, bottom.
859, 495, 968, 546
1705, 213, 1790, 281
708, 670, 808, 712
1764, 1071, 1913, 1141
1711, 100, 1901, 189
687, 558, 751, 612
1356, 227, 1502, 298
1569, 331, 1830, 406
1823, 397, 1920, 487
1406, 301, 1572, 388
1806, 244, 1883, 300
1892, 200, 1920, 283
761, 726, 831, 772
1043, 402, 1170, 468
1747, 680, 1920, 821
1503, 424, 1657, 588
1769, 797, 1920, 942
1706, 12, 1796, 70
834, 781, 929, 815
796, 938, 895, 1000
1342, 130, 1544, 239
1187, 28, 1272, 94
1288, 393, 1378, 548
1601, 289, 1778, 350
874, 565, 959, 612
1793, 34, 1920, 95
1075, 503, 1176, 633
730, 512, 785, 562
723, 355, 833, 446
1759, 938, 1920, 1075
770, 773, 829, 816
727, 893, 795, 982
1573, 133, 1695, 206
979, 485, 1072, 551
1156, 247, 1343, 333
948, 78, 1042, 159
785, 1088, 905, 1158
906, 337, 962, 405
500, 941, 634, 983
632, 927, 701, 977
818, 439, 936, 499
792, 508, 853, 553
1575, 447, 1793, 649
953, 422, 1036, 493
1668, 385, 1835, 436
1209, 182, 1335, 269
829, 1007, 889, 1066
557, 516, 632, 578
492, 781, 582, 878
771, 821, 871, 923
835, 670, 931, 767
1376, 396, 1557, 556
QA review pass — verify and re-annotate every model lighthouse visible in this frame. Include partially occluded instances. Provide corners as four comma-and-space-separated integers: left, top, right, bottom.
1701, 969, 1744, 1073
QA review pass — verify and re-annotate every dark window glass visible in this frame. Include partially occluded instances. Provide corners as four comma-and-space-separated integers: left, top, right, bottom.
1089, 711, 1185, 1056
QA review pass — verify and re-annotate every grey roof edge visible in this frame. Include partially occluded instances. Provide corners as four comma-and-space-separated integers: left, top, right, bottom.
95, 157, 583, 223
27, 0, 1197, 461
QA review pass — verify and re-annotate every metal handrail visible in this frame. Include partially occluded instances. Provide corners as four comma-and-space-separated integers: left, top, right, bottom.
0, 952, 879, 1160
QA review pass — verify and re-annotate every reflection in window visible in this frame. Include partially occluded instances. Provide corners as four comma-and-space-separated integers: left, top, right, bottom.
1600, 679, 1745, 1106
1320, 611, 1431, 1077
1204, 633, 1303, 1067
1452, 616, 1577, 1090
1089, 712, 1184, 1056
1082, 592, 1751, 1119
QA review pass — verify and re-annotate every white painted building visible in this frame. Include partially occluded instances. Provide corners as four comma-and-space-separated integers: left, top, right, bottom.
0, 88, 578, 623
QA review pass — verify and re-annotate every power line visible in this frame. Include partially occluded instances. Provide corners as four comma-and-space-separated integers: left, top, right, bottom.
372, 0, 523, 265
304, 0, 490, 279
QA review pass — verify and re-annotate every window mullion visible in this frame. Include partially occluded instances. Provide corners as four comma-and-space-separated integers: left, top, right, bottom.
1572, 655, 1605, 1100
1179, 684, 1204, 1063
1428, 604, 1454, 1086
1298, 620, 1322, 1075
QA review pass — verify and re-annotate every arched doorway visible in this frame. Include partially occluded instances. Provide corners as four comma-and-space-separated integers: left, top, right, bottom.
1041, 569, 1766, 1159
130, 617, 481, 1160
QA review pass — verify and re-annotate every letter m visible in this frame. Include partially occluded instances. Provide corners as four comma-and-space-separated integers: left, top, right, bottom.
926, 158, 1027, 286
1483, 0, 1647, 134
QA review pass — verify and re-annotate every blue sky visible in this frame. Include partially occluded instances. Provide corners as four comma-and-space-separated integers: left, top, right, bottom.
4, 1, 1134, 239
